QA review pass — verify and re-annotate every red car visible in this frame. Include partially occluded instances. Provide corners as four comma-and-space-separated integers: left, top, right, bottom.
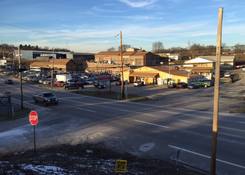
54, 81, 65, 87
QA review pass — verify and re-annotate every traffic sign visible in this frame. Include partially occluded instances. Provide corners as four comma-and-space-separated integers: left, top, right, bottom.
115, 160, 127, 173
29, 111, 38, 126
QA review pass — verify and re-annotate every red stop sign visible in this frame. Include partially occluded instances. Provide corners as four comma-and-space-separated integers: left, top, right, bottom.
29, 111, 38, 126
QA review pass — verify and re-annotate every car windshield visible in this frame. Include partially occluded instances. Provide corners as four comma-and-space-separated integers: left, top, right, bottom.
43, 93, 54, 97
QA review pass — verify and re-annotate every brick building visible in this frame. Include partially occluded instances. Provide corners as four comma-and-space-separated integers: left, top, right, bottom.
95, 50, 163, 66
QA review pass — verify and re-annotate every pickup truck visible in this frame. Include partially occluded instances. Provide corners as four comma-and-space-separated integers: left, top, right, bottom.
33, 92, 58, 106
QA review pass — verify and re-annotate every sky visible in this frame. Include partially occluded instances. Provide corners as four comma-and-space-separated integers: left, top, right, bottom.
0, 0, 245, 53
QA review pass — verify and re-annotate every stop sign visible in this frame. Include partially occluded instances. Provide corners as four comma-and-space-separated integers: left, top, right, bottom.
29, 111, 38, 126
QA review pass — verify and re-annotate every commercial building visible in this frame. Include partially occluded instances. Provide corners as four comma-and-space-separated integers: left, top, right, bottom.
95, 49, 163, 66
199, 56, 235, 66
124, 66, 189, 85
85, 62, 129, 75
30, 59, 77, 73
183, 56, 235, 80
14, 49, 73, 60
184, 57, 214, 80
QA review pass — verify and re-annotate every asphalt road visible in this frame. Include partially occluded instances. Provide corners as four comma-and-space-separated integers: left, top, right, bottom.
0, 76, 245, 175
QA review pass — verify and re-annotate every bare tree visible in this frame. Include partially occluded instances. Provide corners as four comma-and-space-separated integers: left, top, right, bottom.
107, 47, 116, 51
118, 44, 131, 51
152, 41, 164, 53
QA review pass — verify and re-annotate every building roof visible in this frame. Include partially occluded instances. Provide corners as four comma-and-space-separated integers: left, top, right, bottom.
185, 56, 235, 64
96, 51, 148, 56
200, 56, 235, 62
151, 66, 189, 77
185, 57, 214, 64
130, 72, 159, 78
30, 59, 72, 68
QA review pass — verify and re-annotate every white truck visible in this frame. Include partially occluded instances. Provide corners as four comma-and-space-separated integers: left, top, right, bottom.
56, 74, 72, 83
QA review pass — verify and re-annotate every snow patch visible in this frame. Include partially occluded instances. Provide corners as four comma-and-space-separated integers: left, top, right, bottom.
22, 164, 66, 175
139, 142, 155, 152
0, 128, 27, 138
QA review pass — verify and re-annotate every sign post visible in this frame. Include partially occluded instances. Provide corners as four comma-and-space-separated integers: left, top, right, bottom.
115, 160, 127, 174
29, 111, 39, 153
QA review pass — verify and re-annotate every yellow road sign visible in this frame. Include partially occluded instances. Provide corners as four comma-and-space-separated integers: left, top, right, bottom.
115, 160, 127, 173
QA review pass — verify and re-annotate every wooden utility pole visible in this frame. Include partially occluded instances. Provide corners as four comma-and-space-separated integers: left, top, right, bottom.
18, 45, 24, 110
51, 49, 55, 89
120, 31, 125, 99
210, 7, 223, 175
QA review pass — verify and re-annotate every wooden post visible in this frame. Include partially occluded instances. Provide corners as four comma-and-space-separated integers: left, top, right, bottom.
210, 7, 223, 175
120, 31, 125, 99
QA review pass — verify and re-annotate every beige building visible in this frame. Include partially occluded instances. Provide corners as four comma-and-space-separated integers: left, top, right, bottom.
124, 66, 189, 85
184, 57, 215, 80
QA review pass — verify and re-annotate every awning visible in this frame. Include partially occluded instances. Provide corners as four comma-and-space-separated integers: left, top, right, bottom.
191, 67, 213, 73
130, 72, 159, 78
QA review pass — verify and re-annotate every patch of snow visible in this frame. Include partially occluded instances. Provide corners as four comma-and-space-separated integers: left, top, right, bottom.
0, 128, 27, 138
139, 142, 155, 152
22, 164, 66, 175
86, 149, 93, 154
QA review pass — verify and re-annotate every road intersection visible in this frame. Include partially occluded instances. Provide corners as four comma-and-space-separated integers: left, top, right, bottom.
0, 77, 245, 174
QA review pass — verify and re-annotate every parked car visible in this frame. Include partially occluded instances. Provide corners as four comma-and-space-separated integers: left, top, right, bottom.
93, 81, 106, 89
96, 83, 106, 89
54, 81, 65, 87
42, 80, 51, 85
85, 79, 94, 85
188, 82, 202, 89
4, 79, 13, 84
176, 82, 188, 88
224, 71, 233, 78
134, 81, 144, 87
199, 80, 213, 87
33, 92, 58, 105
168, 83, 176, 88
64, 83, 80, 90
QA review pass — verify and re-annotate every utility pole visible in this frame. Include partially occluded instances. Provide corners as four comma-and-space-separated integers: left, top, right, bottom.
51, 49, 55, 89
120, 31, 125, 99
18, 45, 24, 110
210, 7, 223, 175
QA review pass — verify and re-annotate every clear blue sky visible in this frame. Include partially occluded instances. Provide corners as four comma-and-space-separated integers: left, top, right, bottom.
0, 0, 244, 52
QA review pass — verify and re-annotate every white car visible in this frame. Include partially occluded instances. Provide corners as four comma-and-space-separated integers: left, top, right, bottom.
134, 81, 145, 87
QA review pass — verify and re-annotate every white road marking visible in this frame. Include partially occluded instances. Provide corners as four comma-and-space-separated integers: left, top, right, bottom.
168, 144, 245, 170
72, 107, 96, 113
133, 119, 169, 129
132, 119, 245, 145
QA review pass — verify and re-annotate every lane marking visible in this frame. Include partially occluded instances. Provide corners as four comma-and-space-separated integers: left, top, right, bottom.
133, 119, 169, 129
72, 107, 96, 113
168, 144, 245, 170
133, 119, 245, 145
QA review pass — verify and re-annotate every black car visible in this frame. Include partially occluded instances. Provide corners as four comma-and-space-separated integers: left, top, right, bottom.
176, 82, 188, 88
167, 83, 177, 88
4, 79, 13, 84
94, 81, 106, 89
33, 92, 58, 106
65, 83, 80, 90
